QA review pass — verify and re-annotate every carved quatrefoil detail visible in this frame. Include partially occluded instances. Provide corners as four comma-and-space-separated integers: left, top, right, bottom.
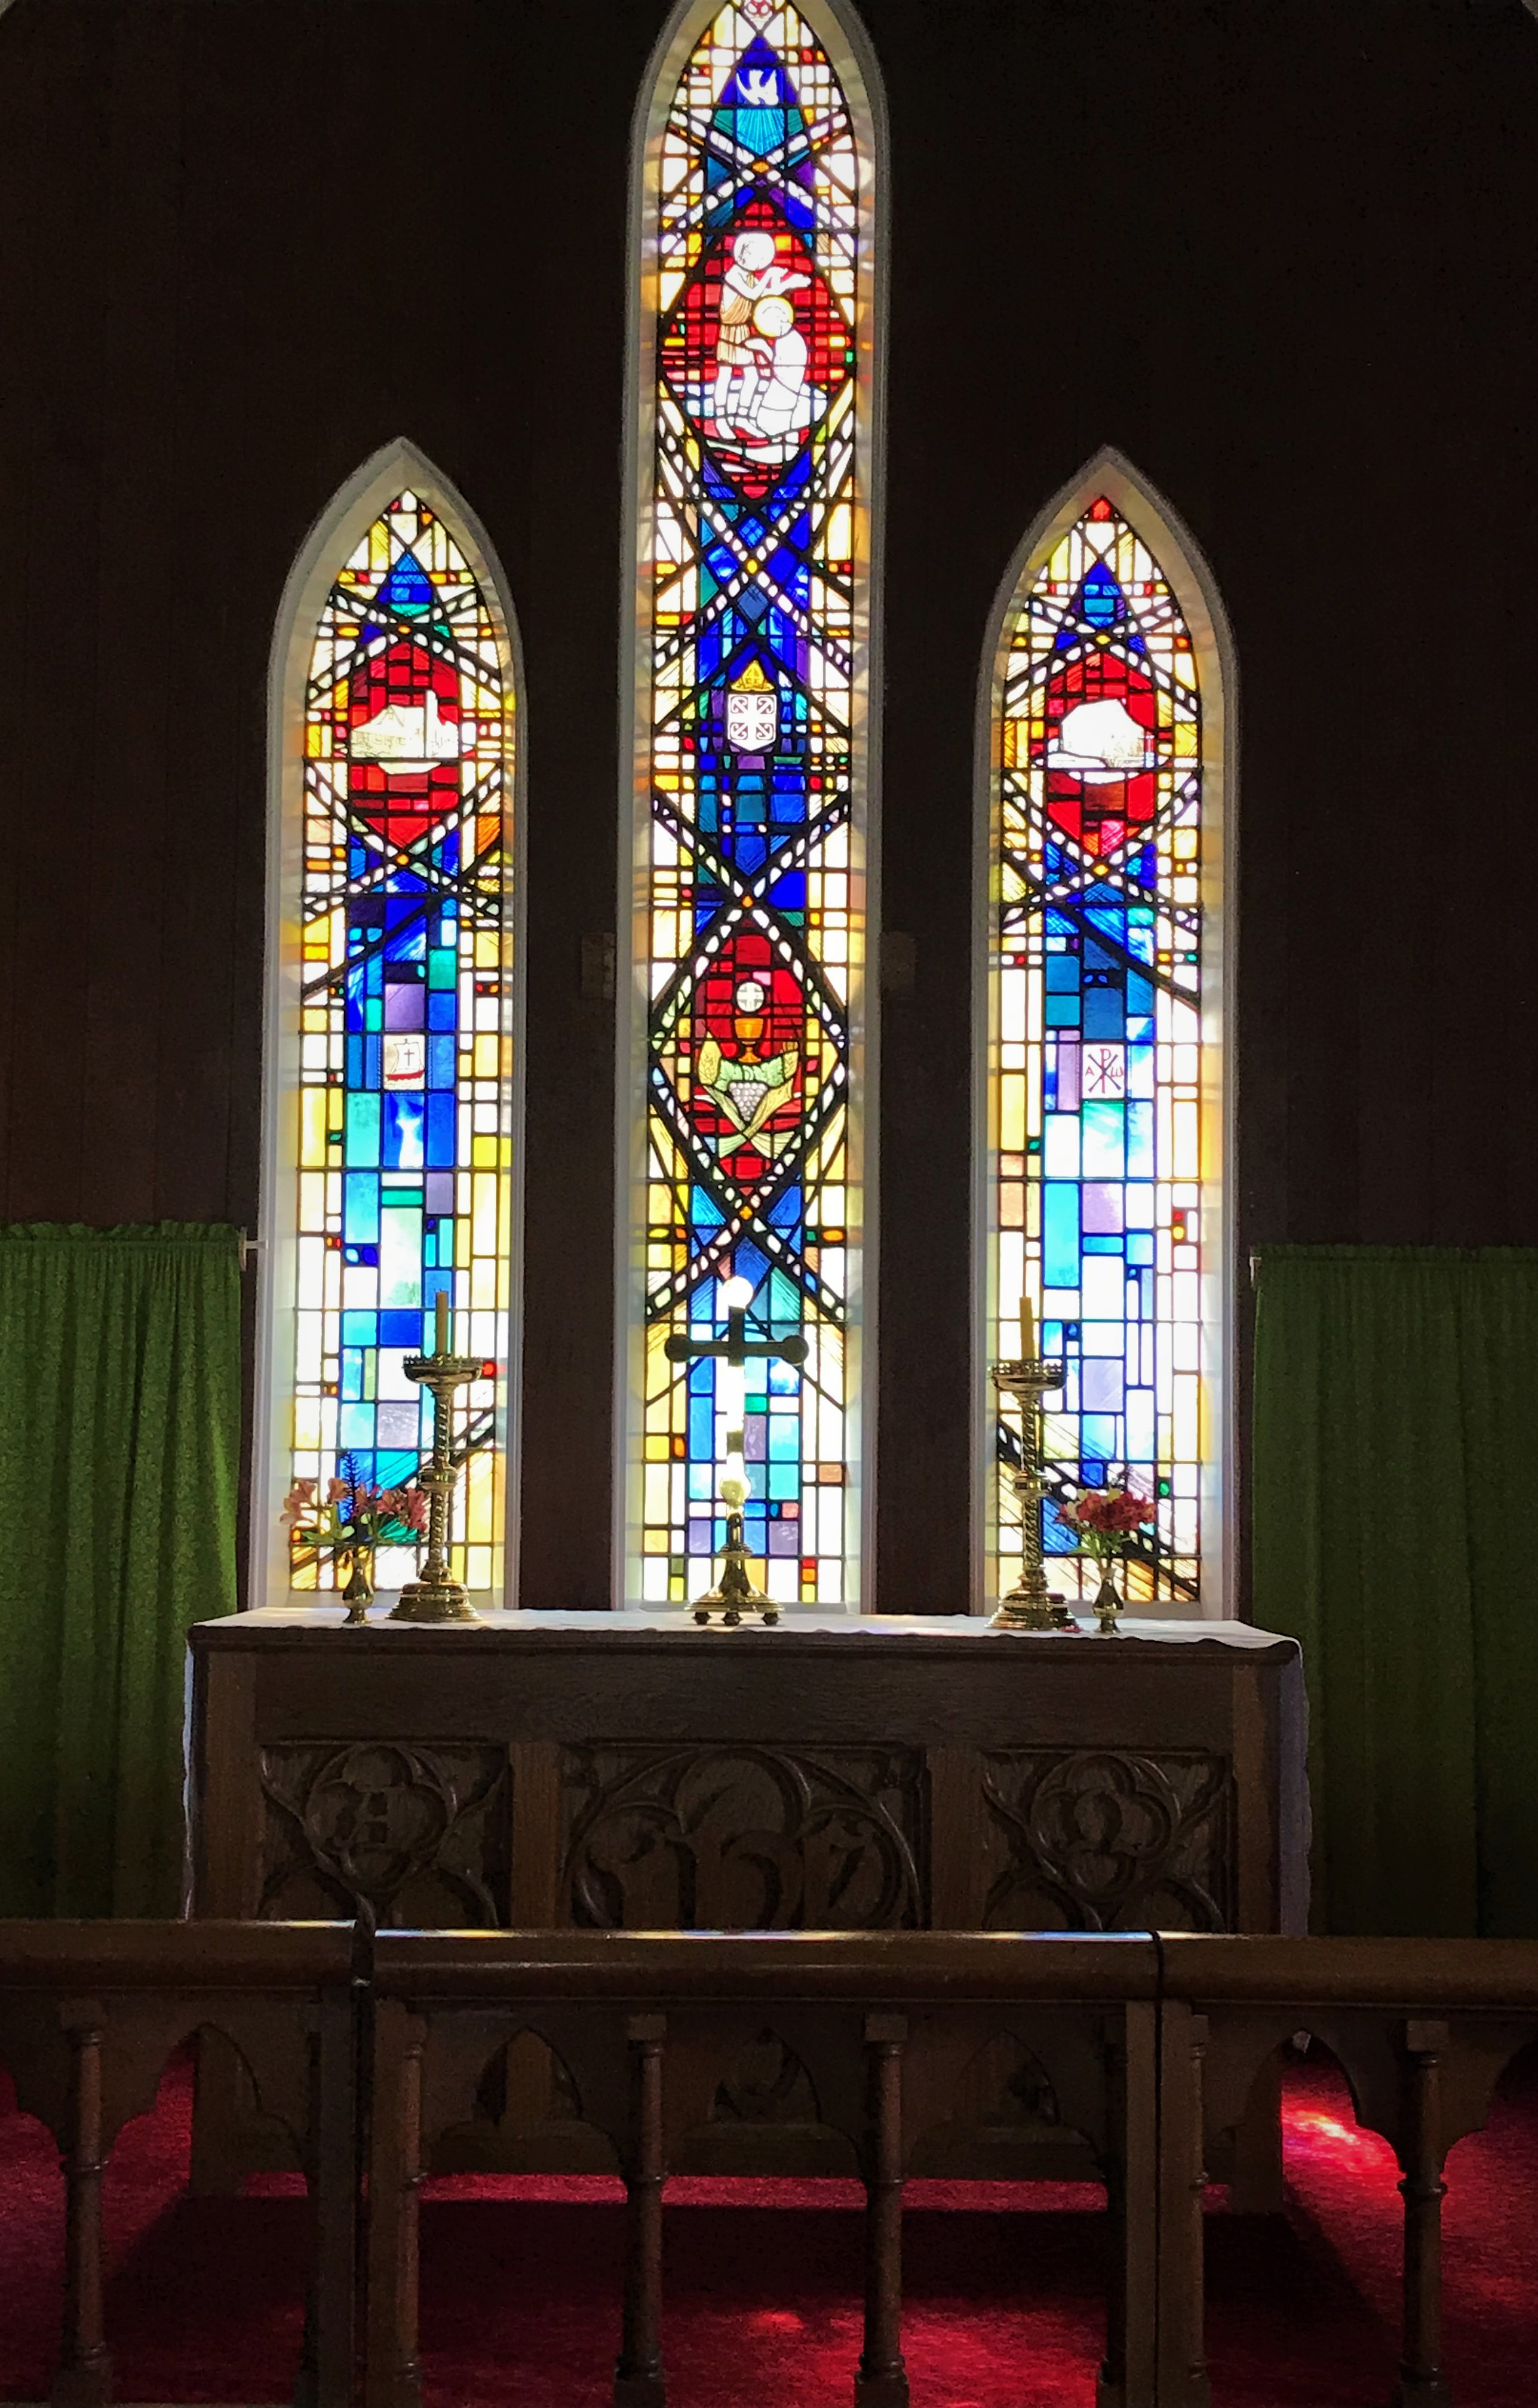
981, 1747, 1232, 1932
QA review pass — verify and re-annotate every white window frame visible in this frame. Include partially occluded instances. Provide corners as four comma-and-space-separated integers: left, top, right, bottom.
973, 446, 1237, 1619
253, 437, 527, 1611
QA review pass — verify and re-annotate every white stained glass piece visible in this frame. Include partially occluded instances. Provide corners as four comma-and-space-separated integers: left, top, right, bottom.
349, 689, 461, 764
726, 689, 778, 751
1047, 698, 1152, 780
383, 1035, 426, 1088
1083, 1045, 1126, 1099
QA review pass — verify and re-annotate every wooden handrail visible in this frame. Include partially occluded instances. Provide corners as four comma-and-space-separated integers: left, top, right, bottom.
1159, 1933, 1538, 2007
6, 1922, 1531, 2015
370, 1927, 1162, 2001
0, 1918, 357, 1991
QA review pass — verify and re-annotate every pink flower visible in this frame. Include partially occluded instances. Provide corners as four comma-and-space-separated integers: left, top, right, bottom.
377, 1486, 429, 1537
281, 1478, 318, 1526
326, 1476, 351, 1504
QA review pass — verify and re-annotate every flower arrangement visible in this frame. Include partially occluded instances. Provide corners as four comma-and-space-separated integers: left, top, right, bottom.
283, 1455, 428, 1618
1054, 1479, 1155, 1630
1054, 1481, 1156, 1561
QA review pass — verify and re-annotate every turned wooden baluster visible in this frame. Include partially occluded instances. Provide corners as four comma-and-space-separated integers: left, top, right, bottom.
1393, 2019, 1454, 2408
365, 1998, 425, 2408
1100, 2028, 1131, 2408
615, 2014, 667, 2408
1152, 2005, 1211, 2408
855, 2013, 908, 2408
54, 2001, 110, 2408
296, 1986, 361, 2408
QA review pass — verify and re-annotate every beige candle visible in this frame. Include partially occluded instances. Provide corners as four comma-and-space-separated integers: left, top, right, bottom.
435, 1289, 450, 1359
1018, 1292, 1036, 1363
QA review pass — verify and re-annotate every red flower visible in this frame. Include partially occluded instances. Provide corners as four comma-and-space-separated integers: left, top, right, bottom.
1057, 1484, 1155, 1537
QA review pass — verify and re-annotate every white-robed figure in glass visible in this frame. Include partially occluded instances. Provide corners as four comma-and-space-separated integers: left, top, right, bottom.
713, 229, 807, 435
741, 294, 814, 444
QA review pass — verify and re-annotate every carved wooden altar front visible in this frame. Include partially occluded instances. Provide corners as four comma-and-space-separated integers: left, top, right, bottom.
187, 1610, 1304, 2182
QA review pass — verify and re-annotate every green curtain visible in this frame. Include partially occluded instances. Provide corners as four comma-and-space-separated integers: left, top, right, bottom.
0, 1224, 241, 1917
1252, 1246, 1538, 1939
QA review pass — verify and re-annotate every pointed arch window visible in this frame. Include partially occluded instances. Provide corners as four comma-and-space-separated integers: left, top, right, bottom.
621, 2, 883, 1610
257, 447, 523, 1607
982, 456, 1232, 1612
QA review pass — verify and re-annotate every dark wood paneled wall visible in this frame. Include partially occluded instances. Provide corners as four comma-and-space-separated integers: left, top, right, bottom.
1, 0, 1535, 1612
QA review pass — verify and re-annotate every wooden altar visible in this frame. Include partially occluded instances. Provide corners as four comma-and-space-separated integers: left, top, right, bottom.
186, 1609, 1305, 2185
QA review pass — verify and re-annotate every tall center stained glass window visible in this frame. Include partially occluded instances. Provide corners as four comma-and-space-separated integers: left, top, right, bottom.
261, 449, 520, 1605
621, 1, 882, 1610
983, 454, 1230, 1613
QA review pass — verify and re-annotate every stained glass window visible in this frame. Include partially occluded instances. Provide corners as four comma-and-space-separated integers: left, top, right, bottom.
622, 2, 880, 1608
984, 463, 1228, 1610
267, 466, 518, 1603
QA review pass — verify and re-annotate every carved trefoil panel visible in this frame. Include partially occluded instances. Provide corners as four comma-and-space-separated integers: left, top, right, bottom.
560, 1743, 924, 1930
980, 1747, 1233, 1932
260, 1741, 511, 1925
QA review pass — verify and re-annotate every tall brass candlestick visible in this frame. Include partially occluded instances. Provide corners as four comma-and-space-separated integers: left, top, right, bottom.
389, 1294, 482, 1624
991, 1340, 1074, 1632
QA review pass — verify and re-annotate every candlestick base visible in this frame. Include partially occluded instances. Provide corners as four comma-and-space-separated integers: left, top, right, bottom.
389, 1579, 480, 1625
991, 1587, 1075, 1633
690, 1509, 779, 1627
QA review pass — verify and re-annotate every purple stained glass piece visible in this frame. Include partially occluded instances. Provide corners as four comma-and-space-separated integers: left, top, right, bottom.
1082, 1182, 1125, 1234
384, 983, 426, 1031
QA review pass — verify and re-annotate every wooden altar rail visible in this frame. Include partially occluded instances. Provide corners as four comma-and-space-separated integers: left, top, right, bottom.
0, 1919, 360, 2408
364, 1929, 1538, 2408
4, 1925, 1538, 2408
364, 1930, 1164, 2408
1153, 1936, 1538, 2408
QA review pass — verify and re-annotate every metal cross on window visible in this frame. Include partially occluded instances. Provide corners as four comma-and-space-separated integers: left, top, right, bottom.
664, 1279, 808, 1623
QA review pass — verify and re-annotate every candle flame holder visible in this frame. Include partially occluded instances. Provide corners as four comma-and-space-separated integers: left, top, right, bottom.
388, 1346, 484, 1624
991, 1356, 1076, 1632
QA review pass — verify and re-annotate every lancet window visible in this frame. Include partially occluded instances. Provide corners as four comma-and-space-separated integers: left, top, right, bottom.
261, 452, 520, 1605
621, 1, 882, 1608
983, 458, 1230, 1610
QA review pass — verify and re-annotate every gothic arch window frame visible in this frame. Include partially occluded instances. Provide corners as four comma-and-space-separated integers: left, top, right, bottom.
615, 0, 889, 1613
973, 446, 1236, 1618
253, 437, 527, 1611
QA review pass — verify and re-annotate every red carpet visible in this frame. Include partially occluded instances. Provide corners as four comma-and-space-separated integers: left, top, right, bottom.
2, 2048, 1535, 2404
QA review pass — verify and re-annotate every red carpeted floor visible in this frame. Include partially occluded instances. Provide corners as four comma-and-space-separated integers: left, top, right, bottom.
2, 2048, 1535, 2405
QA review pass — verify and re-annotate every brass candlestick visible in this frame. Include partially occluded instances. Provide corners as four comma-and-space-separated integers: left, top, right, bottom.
693, 1475, 779, 1628
991, 1354, 1075, 1631
389, 1296, 481, 1624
